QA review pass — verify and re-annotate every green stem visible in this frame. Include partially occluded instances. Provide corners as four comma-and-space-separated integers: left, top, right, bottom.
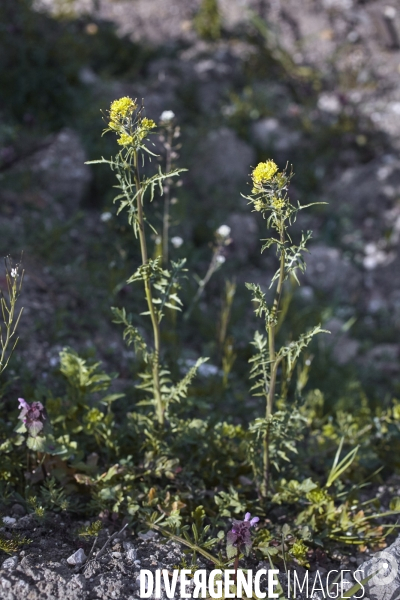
263, 223, 285, 496
233, 549, 240, 584
0, 307, 13, 374
184, 245, 222, 322
133, 150, 164, 427
147, 521, 222, 565
0, 277, 22, 375
162, 128, 172, 268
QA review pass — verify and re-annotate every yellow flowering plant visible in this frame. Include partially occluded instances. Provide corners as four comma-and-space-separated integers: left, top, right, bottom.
105, 97, 157, 150
87, 98, 208, 428
244, 160, 328, 497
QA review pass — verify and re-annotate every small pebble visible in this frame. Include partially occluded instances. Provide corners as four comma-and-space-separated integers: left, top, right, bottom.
123, 541, 134, 551
67, 548, 87, 566
2, 517, 16, 526
1, 556, 18, 570
134, 560, 141, 567
112, 552, 122, 559
11, 504, 25, 517
126, 548, 137, 561
138, 530, 156, 541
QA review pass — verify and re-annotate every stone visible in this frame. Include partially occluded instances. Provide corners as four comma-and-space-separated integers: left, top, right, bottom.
226, 213, 259, 263
66, 548, 87, 566
327, 157, 400, 219
362, 344, 400, 374
25, 128, 92, 214
357, 536, 400, 600
317, 92, 342, 114
1, 557, 18, 570
138, 530, 157, 541
322, 318, 360, 365
2, 517, 16, 526
249, 117, 302, 157
302, 244, 361, 301
192, 127, 255, 197
10, 505, 25, 517
125, 548, 137, 561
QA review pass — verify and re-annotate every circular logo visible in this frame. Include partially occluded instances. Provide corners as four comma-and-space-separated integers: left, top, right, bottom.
366, 551, 398, 587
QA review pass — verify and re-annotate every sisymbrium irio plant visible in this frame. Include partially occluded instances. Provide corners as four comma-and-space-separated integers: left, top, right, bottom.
87, 98, 208, 428
245, 160, 327, 497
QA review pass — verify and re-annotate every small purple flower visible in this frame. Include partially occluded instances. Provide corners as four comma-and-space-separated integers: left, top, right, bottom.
17, 398, 45, 437
244, 512, 260, 527
226, 512, 260, 558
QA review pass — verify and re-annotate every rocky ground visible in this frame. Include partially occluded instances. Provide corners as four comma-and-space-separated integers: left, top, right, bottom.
2, 0, 400, 389
0, 506, 399, 600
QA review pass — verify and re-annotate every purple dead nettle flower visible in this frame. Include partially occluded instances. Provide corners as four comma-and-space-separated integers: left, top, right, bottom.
18, 398, 46, 437
226, 512, 259, 558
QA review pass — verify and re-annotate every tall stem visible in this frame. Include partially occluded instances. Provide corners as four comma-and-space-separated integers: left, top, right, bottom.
162, 128, 172, 268
133, 151, 164, 427
263, 223, 285, 496
233, 549, 240, 585
0, 302, 14, 374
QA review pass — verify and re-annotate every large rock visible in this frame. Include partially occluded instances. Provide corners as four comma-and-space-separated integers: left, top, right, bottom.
192, 127, 255, 197
357, 535, 400, 600
226, 212, 259, 263
302, 244, 362, 302
322, 318, 360, 365
250, 117, 303, 160
25, 128, 92, 214
328, 156, 400, 219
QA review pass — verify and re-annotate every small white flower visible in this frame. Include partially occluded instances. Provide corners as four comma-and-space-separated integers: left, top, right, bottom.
160, 110, 175, 122
216, 224, 231, 238
100, 212, 112, 222
10, 268, 17, 278
171, 236, 183, 248
216, 255, 226, 264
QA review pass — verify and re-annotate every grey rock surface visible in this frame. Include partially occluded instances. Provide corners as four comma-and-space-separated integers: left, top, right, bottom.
19, 128, 92, 214
226, 212, 259, 263
250, 117, 303, 159
67, 548, 87, 566
322, 318, 360, 366
357, 537, 400, 600
0, 507, 398, 600
192, 127, 255, 196
302, 244, 362, 301
1, 556, 18, 570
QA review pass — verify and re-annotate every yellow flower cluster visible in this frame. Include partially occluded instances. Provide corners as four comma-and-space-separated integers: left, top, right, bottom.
271, 197, 285, 211
117, 133, 134, 146
141, 118, 156, 130
109, 97, 136, 125
137, 118, 156, 141
306, 488, 331, 504
252, 160, 278, 184
253, 199, 265, 212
